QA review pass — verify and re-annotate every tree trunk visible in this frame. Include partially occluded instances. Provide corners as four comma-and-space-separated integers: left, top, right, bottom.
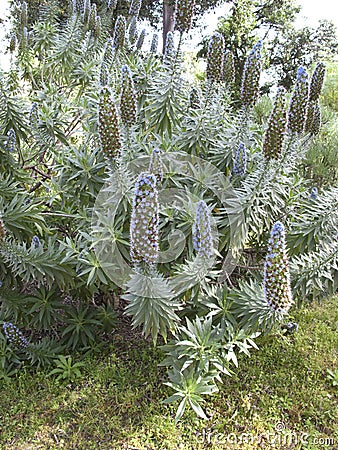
163, 0, 175, 53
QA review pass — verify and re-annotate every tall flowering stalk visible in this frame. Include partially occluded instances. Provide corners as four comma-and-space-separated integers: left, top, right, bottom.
136, 29, 146, 50
3, 322, 28, 349
113, 16, 126, 50
0, 216, 6, 242
83, 0, 91, 24
29, 102, 39, 130
129, 0, 142, 18
6, 129, 16, 153
148, 149, 164, 184
264, 222, 293, 315
233, 143, 247, 177
223, 50, 235, 86
128, 16, 138, 45
88, 3, 97, 29
309, 62, 326, 103
206, 32, 225, 84
150, 33, 159, 53
189, 87, 201, 109
310, 102, 321, 135
241, 40, 262, 109
102, 38, 115, 67
287, 66, 309, 134
130, 173, 159, 265
98, 86, 122, 161
174, 0, 195, 34
164, 31, 175, 64
120, 65, 137, 127
263, 87, 287, 160
192, 200, 213, 258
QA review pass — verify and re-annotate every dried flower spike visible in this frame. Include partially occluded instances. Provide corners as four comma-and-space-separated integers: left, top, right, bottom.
263, 221, 293, 315
120, 65, 137, 127
241, 40, 262, 109
130, 173, 159, 265
287, 66, 309, 134
263, 87, 287, 160
192, 200, 214, 258
206, 32, 225, 84
174, 0, 195, 34
98, 86, 122, 161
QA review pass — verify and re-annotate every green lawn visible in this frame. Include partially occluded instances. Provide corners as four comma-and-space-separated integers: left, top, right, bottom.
0, 298, 337, 450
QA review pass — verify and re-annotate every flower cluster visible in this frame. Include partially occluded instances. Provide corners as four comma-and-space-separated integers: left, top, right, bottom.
206, 32, 225, 84
113, 16, 126, 50
189, 87, 201, 109
309, 62, 326, 103
29, 102, 39, 130
128, 16, 138, 45
164, 31, 176, 63
6, 129, 16, 153
129, 0, 142, 18
263, 87, 287, 160
192, 200, 213, 258
130, 173, 159, 265
287, 66, 309, 134
120, 65, 137, 127
263, 222, 293, 315
174, 0, 195, 34
32, 235, 41, 249
148, 148, 164, 184
3, 322, 28, 349
310, 186, 318, 200
98, 86, 122, 161
150, 33, 159, 53
223, 50, 235, 86
0, 216, 6, 242
233, 142, 247, 177
136, 29, 146, 50
241, 40, 262, 109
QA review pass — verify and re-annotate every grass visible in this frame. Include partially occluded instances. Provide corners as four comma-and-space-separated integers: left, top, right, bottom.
0, 297, 337, 450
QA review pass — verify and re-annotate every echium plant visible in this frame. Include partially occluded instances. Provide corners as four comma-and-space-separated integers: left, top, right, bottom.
264, 222, 293, 316
192, 200, 213, 258
223, 50, 235, 86
164, 31, 175, 64
174, 0, 195, 34
287, 66, 309, 134
136, 29, 146, 50
129, 0, 142, 18
241, 40, 262, 110
120, 65, 137, 128
148, 148, 164, 184
98, 86, 122, 162
263, 87, 287, 160
130, 173, 159, 266
233, 142, 247, 177
3, 322, 29, 349
113, 16, 126, 50
206, 32, 225, 84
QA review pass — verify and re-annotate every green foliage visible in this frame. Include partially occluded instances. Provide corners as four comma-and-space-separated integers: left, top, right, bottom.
48, 355, 85, 382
